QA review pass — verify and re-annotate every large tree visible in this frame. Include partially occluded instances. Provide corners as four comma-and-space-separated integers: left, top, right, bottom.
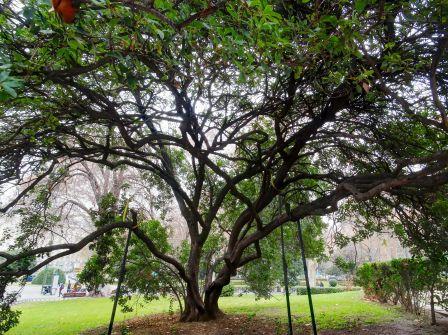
1, 0, 447, 322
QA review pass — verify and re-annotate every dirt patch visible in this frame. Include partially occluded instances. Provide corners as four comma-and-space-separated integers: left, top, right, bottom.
82, 314, 284, 335
321, 317, 448, 335
81, 314, 448, 335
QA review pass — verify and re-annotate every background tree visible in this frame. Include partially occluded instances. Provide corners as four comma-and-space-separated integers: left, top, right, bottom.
241, 218, 325, 297
334, 257, 357, 276
1, 0, 448, 322
31, 267, 66, 285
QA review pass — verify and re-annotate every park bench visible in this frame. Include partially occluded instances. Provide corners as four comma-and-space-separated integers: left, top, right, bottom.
62, 291, 87, 298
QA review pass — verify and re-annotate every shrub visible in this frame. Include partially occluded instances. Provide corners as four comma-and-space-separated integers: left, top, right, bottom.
0, 294, 21, 335
296, 286, 360, 295
355, 258, 444, 315
329, 278, 338, 287
221, 284, 235, 297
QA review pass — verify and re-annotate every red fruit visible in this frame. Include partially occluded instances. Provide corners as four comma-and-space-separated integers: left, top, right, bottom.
52, 0, 78, 23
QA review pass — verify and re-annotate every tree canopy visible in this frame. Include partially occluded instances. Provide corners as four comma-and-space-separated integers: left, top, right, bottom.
31, 267, 66, 285
0, 0, 447, 322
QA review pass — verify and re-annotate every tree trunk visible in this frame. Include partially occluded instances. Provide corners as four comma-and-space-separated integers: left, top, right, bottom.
180, 283, 224, 321
180, 241, 225, 322
430, 287, 437, 325
201, 252, 214, 299
204, 284, 224, 319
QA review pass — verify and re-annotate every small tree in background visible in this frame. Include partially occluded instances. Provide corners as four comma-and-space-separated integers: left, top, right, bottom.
241, 219, 325, 298
32, 267, 66, 286
334, 256, 357, 287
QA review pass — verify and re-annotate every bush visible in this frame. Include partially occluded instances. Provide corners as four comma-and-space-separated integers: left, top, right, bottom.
355, 258, 442, 315
0, 293, 21, 335
32, 268, 66, 286
296, 286, 360, 295
329, 278, 338, 287
221, 284, 235, 297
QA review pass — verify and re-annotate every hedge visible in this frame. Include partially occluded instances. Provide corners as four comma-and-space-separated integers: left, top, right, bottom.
296, 286, 361, 295
355, 258, 447, 315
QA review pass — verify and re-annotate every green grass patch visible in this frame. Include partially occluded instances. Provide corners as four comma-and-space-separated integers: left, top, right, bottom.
9, 297, 171, 335
10, 291, 401, 335
221, 291, 401, 329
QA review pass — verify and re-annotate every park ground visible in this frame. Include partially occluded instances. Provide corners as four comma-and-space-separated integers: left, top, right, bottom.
9, 291, 448, 335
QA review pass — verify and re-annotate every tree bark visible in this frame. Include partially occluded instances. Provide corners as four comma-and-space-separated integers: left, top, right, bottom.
430, 287, 437, 325
179, 240, 225, 322
181, 285, 205, 322
180, 283, 224, 321
204, 284, 224, 320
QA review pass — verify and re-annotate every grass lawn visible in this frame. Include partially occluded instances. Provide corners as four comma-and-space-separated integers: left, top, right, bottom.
9, 291, 402, 335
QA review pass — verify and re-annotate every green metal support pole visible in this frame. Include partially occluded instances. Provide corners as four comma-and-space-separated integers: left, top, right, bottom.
279, 196, 293, 334
108, 228, 132, 335
297, 219, 318, 335
280, 223, 293, 335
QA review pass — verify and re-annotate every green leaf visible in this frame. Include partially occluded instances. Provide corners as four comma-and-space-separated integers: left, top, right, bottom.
67, 39, 79, 50
156, 29, 164, 40
0, 90, 10, 101
0, 70, 9, 82
322, 15, 338, 27
293, 66, 303, 79
2, 82, 17, 98
355, 0, 369, 12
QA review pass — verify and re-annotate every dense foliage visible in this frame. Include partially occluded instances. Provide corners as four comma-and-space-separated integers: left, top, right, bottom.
220, 284, 235, 297
1, 0, 447, 323
0, 277, 21, 335
334, 257, 357, 277
0, 257, 34, 334
0, 298, 20, 335
356, 258, 448, 323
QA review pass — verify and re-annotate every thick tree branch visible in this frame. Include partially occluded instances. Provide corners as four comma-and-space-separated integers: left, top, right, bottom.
0, 220, 132, 276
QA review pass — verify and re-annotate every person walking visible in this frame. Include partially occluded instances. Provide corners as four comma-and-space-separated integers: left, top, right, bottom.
59, 283, 65, 297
